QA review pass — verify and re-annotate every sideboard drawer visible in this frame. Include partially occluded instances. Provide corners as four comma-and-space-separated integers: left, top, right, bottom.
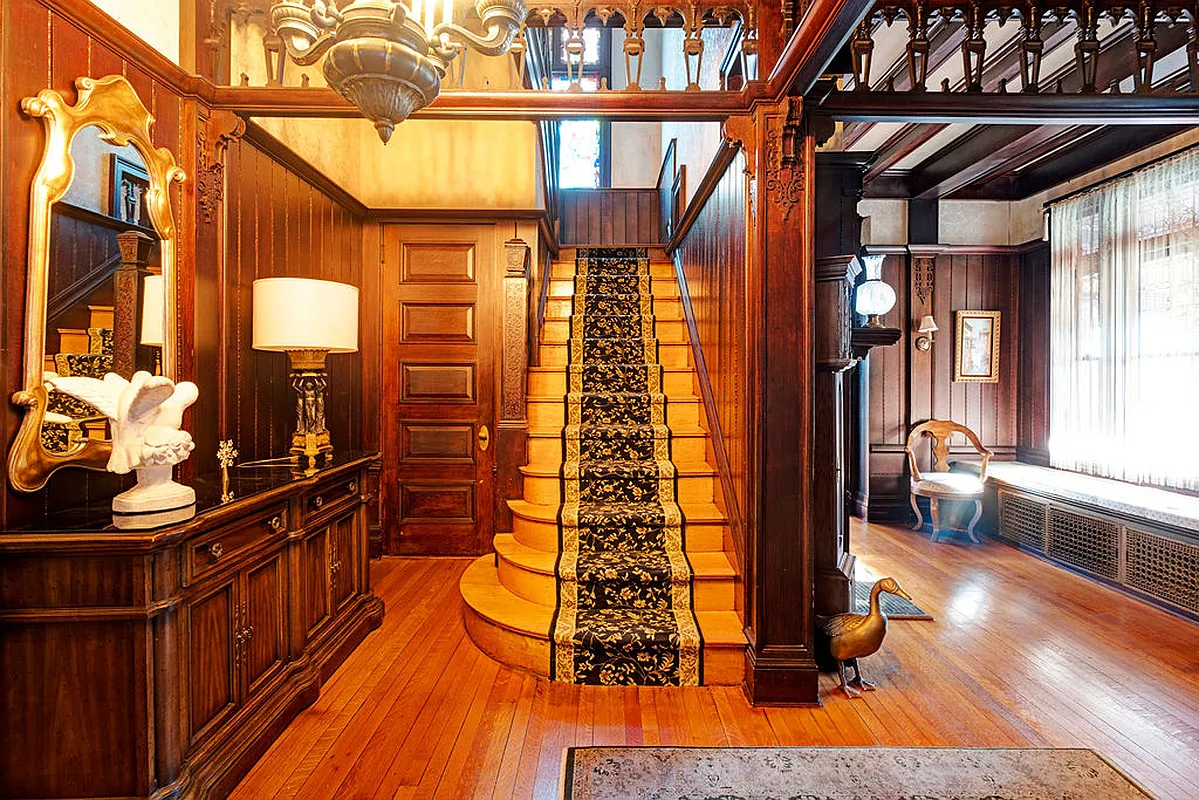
186, 504, 289, 585
304, 473, 362, 523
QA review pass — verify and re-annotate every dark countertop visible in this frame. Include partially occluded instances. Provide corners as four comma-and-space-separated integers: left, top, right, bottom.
1, 450, 379, 546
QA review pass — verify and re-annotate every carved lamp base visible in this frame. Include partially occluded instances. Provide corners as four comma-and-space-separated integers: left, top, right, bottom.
287, 349, 335, 470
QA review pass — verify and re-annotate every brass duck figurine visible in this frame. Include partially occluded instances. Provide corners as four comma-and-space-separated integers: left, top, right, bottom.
818, 576, 912, 699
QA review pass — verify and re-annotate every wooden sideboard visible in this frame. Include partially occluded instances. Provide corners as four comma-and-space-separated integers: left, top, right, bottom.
0, 452, 384, 799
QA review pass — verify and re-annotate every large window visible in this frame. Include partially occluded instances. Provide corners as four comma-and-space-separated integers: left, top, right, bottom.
551, 28, 611, 188
1049, 148, 1199, 491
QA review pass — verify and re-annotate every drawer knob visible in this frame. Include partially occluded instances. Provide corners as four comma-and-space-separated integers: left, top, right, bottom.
207, 543, 224, 561
313, 495, 324, 509
268, 516, 284, 533
347, 480, 357, 493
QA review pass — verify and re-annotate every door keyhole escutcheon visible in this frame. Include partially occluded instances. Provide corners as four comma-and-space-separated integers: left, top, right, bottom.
478, 425, 490, 452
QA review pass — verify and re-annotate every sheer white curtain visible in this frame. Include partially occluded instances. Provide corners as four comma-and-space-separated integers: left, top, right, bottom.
1049, 148, 1199, 492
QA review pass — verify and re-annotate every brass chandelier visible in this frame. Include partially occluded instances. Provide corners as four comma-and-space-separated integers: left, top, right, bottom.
269, 0, 526, 142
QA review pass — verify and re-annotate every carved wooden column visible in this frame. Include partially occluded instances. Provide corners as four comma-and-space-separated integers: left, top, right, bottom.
112, 230, 156, 377
727, 98, 819, 706
495, 236, 531, 533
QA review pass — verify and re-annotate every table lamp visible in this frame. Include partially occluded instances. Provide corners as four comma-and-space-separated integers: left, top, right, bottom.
141, 273, 163, 375
855, 254, 896, 329
252, 277, 359, 468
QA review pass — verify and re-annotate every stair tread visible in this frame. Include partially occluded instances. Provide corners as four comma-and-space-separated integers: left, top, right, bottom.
520, 461, 717, 478
463, 557, 744, 645
529, 393, 700, 403
495, 533, 735, 577
508, 498, 727, 524
528, 426, 708, 438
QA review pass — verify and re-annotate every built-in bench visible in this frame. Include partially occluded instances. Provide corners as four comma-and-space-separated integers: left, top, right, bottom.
956, 461, 1199, 620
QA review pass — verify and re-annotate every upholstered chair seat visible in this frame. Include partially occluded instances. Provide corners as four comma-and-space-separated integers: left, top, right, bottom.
905, 420, 993, 543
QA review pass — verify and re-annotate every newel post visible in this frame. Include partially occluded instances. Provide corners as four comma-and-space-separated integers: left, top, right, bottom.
496, 236, 532, 532
113, 230, 156, 377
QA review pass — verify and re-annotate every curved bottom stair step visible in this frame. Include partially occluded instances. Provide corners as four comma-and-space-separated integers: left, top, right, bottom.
461, 556, 745, 685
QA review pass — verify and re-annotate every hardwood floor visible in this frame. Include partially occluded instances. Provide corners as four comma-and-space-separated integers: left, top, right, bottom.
232, 520, 1199, 799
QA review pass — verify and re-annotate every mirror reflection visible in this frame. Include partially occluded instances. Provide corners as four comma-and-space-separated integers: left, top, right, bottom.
40, 125, 164, 454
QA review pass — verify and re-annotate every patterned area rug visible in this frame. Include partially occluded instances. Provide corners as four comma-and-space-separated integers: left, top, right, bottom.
560, 746, 1153, 799
550, 247, 702, 686
854, 564, 933, 620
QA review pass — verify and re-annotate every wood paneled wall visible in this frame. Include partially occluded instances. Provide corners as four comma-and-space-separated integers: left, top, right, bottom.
1018, 243, 1051, 465
864, 247, 1022, 521
0, 0, 193, 527
0, 1, 372, 526
560, 189, 661, 245
674, 151, 749, 573
218, 134, 365, 469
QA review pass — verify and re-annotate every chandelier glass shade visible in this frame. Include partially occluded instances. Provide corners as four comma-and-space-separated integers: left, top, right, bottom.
270, 0, 527, 142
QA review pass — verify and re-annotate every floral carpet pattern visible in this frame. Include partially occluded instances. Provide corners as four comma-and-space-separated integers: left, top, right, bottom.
560, 746, 1153, 799
551, 247, 702, 686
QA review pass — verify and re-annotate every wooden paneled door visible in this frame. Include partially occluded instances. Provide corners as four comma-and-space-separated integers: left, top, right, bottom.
382, 224, 497, 554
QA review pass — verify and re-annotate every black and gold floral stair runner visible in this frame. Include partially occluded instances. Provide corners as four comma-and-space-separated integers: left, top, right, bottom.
551, 246, 702, 686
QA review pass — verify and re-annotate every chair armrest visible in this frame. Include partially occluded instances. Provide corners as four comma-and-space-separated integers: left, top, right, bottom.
904, 445, 923, 483
979, 450, 993, 483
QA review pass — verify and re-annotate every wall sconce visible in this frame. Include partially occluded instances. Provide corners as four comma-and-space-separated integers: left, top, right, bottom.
855, 254, 896, 328
915, 315, 938, 351
253, 277, 359, 469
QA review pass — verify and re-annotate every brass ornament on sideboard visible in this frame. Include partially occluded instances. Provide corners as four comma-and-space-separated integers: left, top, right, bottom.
8, 75, 185, 493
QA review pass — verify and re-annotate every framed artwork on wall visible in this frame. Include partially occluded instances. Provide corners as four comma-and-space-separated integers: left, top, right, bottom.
954, 310, 1001, 383
110, 154, 152, 229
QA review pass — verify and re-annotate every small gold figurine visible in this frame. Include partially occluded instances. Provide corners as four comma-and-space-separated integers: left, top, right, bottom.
217, 440, 238, 503
819, 577, 913, 699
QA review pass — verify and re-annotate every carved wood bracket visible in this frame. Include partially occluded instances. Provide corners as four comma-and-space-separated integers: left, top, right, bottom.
913, 254, 935, 306
764, 98, 805, 219
198, 111, 246, 226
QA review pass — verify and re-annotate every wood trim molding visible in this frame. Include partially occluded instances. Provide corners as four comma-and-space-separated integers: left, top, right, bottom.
366, 207, 549, 221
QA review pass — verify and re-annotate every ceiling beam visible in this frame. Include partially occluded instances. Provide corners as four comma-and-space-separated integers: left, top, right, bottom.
944, 126, 1105, 199
1013, 125, 1193, 198
862, 122, 948, 180
771, 0, 875, 96
819, 91, 1199, 125
208, 85, 759, 120
908, 124, 1082, 198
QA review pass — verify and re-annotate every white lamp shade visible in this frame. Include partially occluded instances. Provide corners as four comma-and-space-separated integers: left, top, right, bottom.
855, 279, 896, 317
253, 277, 359, 353
918, 314, 939, 334
141, 274, 164, 346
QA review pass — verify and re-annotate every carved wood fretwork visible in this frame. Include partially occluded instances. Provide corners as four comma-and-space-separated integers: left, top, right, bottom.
764, 99, 805, 219
197, 111, 246, 225
913, 255, 935, 305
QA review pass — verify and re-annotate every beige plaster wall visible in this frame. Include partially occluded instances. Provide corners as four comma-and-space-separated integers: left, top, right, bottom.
87, 0, 180, 64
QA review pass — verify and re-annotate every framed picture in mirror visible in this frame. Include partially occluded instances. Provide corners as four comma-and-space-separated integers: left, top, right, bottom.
110, 153, 151, 229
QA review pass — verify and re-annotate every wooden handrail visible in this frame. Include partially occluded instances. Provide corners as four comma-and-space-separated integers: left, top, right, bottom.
47, 252, 123, 324
666, 141, 742, 254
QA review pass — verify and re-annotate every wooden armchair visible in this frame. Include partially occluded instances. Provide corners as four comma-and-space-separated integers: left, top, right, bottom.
905, 420, 993, 543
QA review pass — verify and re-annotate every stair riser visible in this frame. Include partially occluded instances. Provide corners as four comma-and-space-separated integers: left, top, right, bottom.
545, 297, 683, 319
464, 604, 744, 685
539, 342, 691, 367
528, 367, 694, 396
541, 319, 688, 345
527, 434, 709, 465
551, 263, 675, 279
496, 555, 735, 612
511, 512, 726, 553
549, 278, 679, 299
520, 472, 715, 505
528, 399, 702, 429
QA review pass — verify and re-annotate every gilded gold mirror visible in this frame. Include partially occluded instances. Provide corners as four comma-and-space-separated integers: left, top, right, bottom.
7, 76, 185, 492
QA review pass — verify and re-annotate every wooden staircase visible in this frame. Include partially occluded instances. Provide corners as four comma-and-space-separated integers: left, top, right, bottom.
461, 247, 746, 684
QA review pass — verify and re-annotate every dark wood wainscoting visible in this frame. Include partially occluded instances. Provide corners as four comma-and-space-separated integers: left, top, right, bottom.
380, 223, 497, 555
1018, 243, 1051, 465
560, 189, 661, 245
865, 246, 1022, 521
219, 135, 365, 469
674, 150, 749, 574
